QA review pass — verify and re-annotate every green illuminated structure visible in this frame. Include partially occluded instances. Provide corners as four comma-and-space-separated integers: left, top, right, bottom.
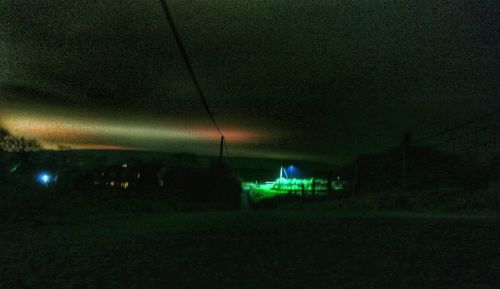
242, 166, 343, 201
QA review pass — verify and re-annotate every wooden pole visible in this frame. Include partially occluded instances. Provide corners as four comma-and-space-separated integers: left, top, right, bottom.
219, 136, 224, 162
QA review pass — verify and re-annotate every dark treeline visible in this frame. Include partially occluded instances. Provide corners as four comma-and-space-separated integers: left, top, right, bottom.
1, 127, 498, 219
333, 135, 499, 212
0, 129, 242, 222
56, 152, 241, 206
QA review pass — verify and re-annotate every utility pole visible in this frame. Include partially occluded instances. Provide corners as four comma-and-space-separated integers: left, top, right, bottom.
219, 136, 224, 162
159, 0, 227, 159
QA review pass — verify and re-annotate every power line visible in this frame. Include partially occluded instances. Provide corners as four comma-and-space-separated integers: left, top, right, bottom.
158, 0, 224, 137
415, 108, 500, 143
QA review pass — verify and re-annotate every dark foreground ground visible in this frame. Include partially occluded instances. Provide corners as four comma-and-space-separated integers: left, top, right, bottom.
1, 209, 497, 289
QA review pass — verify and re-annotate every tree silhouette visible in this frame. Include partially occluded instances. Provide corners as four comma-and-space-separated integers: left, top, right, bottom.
0, 128, 42, 153
0, 127, 9, 139
0, 127, 42, 177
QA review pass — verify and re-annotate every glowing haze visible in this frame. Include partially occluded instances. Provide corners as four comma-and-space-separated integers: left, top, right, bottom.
0, 1, 497, 164
0, 101, 289, 158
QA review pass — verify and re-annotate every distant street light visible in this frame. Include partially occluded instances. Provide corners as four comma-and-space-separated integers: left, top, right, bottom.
288, 165, 295, 179
37, 172, 52, 186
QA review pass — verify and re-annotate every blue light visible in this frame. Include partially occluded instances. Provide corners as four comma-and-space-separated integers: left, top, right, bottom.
37, 173, 51, 185
287, 165, 298, 178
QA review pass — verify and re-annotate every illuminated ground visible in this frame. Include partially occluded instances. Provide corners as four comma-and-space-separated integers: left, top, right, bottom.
243, 177, 338, 201
1, 210, 496, 289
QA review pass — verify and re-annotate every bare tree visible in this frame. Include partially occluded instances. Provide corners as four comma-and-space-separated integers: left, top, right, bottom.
0, 127, 42, 172
0, 133, 42, 153
0, 127, 10, 139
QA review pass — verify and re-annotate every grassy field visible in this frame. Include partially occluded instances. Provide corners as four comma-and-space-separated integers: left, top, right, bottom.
1, 209, 497, 289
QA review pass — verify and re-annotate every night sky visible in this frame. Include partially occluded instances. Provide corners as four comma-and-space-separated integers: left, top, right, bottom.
0, 0, 498, 164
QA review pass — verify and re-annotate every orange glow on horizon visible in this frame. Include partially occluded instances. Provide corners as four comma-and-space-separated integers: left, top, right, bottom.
61, 143, 131, 151
0, 108, 269, 152
195, 128, 262, 142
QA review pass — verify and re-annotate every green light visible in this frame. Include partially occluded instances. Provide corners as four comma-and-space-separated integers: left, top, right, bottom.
243, 178, 329, 201
242, 166, 344, 201
9, 164, 19, 173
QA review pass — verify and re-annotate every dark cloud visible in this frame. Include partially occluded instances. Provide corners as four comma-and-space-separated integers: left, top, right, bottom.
0, 0, 498, 163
